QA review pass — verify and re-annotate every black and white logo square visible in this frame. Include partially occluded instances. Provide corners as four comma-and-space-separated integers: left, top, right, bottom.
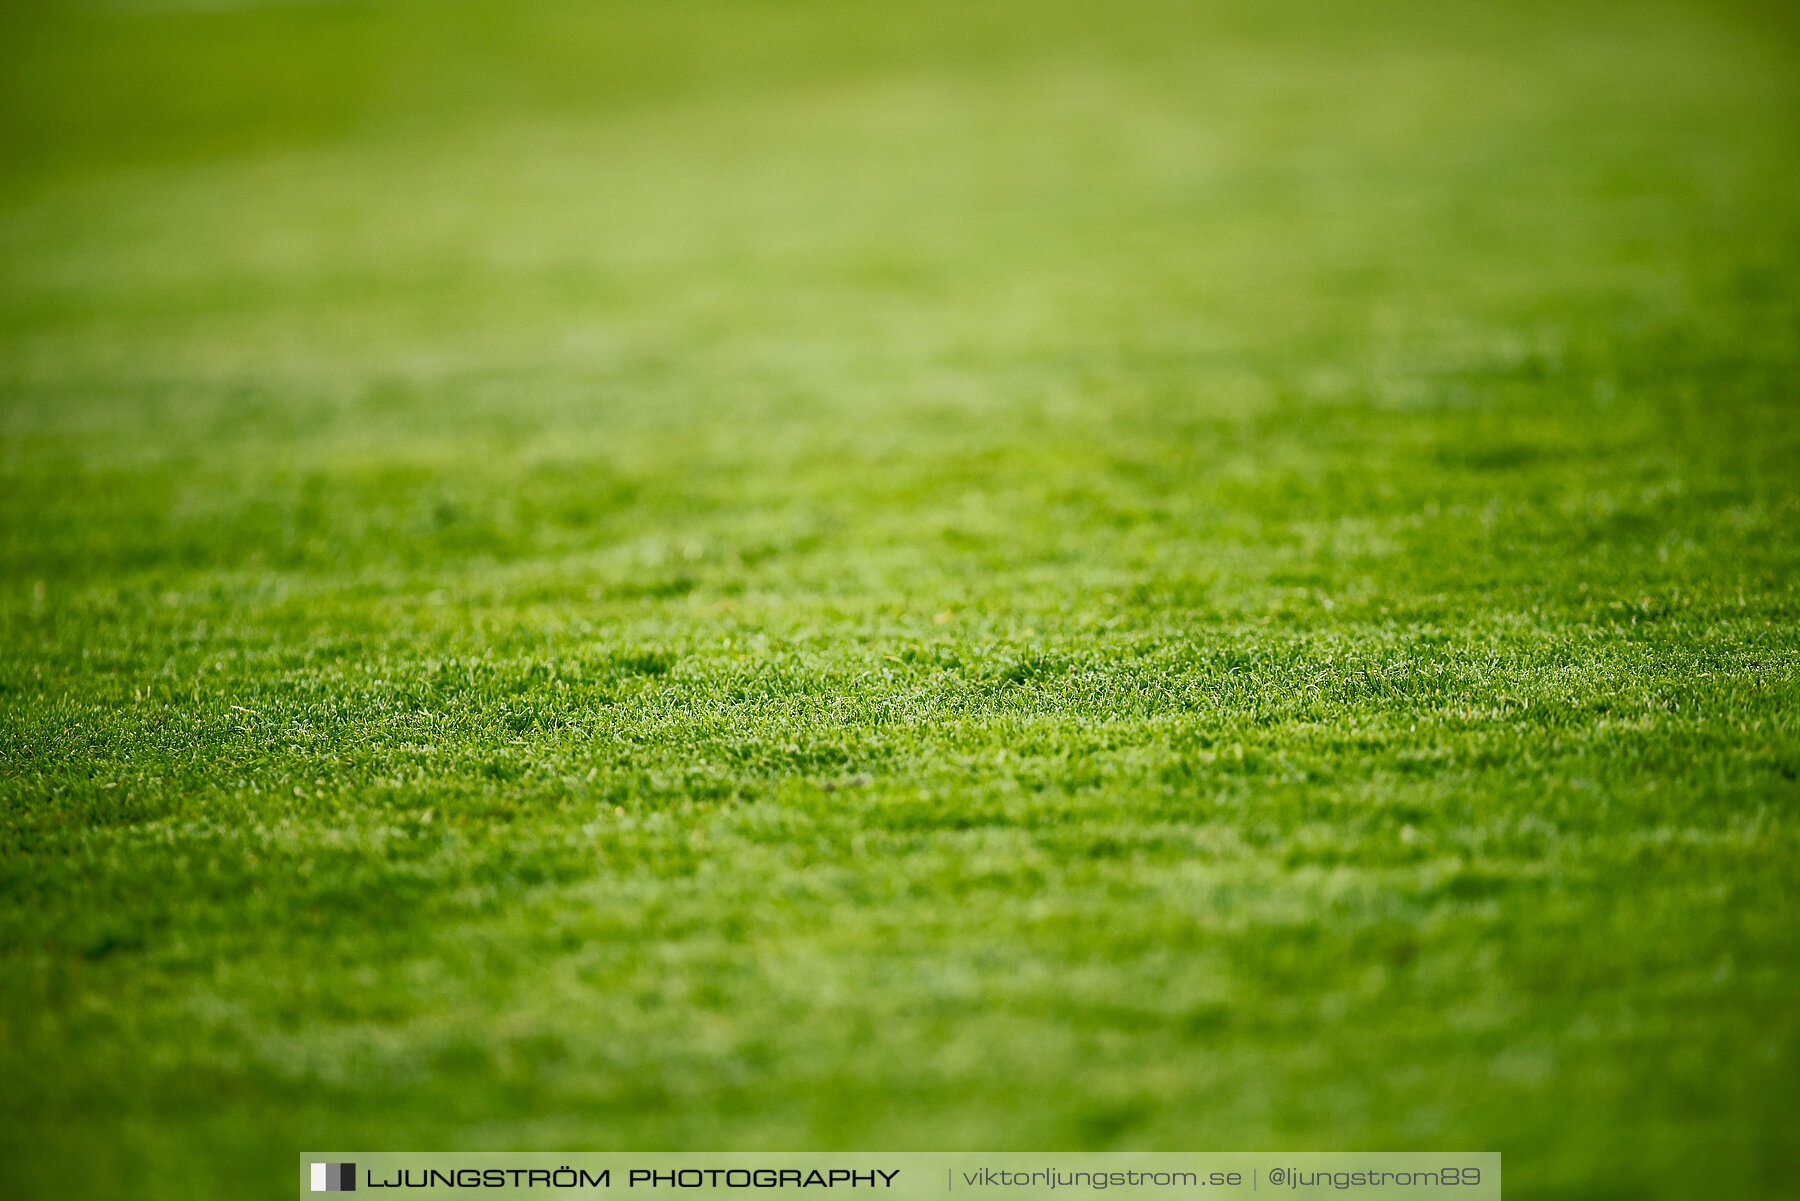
311, 1163, 356, 1191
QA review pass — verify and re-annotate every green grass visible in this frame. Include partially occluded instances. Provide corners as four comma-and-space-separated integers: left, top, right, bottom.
3, 0, 1799, 1197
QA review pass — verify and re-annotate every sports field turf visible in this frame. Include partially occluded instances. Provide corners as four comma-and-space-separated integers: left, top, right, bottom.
2, 1, 1798, 1197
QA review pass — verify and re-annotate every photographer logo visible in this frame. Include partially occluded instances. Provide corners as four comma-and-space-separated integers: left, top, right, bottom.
311, 1163, 356, 1192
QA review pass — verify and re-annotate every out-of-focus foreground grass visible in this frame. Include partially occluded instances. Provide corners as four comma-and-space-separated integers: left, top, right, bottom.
3, 1, 1798, 1197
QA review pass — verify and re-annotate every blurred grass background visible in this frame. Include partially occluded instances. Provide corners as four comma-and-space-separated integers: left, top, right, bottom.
2, 1, 1799, 1198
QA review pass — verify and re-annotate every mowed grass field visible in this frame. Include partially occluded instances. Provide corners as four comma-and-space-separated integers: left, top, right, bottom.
3, 0, 1799, 1196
